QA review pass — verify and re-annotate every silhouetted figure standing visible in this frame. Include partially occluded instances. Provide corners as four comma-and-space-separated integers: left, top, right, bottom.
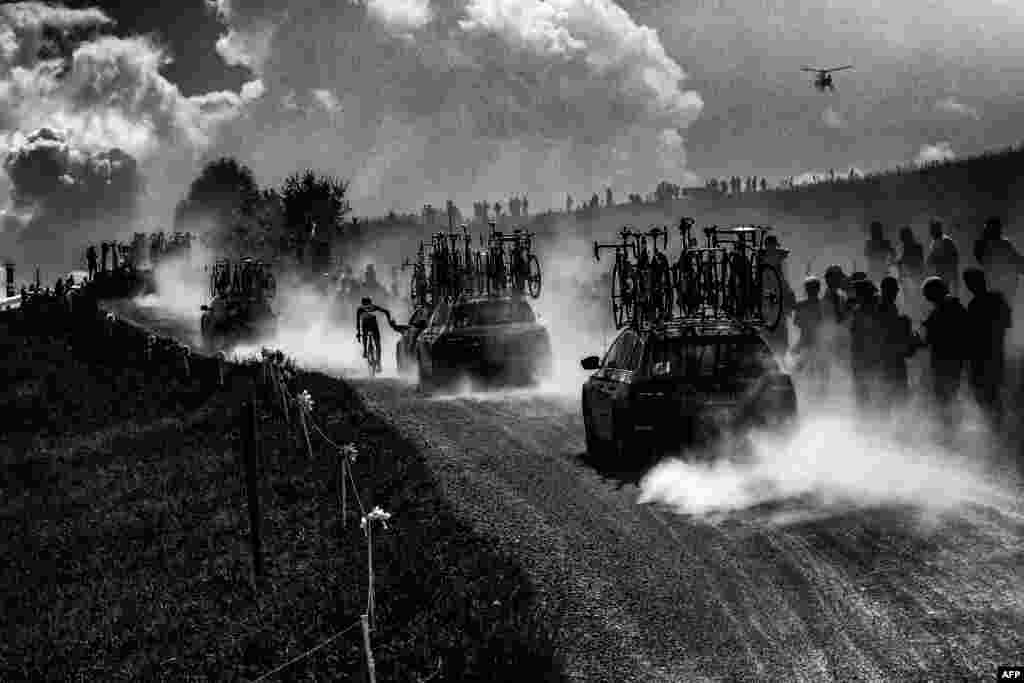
86, 245, 98, 281
100, 242, 110, 274
963, 267, 1011, 429
876, 276, 915, 407
792, 276, 828, 398
917, 276, 969, 431
849, 279, 885, 411
822, 265, 849, 326
820, 264, 851, 384
605, 187, 613, 207
865, 221, 895, 283
973, 216, 1024, 305
926, 220, 959, 297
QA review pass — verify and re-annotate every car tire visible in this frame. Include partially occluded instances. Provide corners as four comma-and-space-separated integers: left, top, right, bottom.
417, 350, 436, 393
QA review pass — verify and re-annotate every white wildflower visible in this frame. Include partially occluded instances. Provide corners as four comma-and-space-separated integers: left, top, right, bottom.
361, 506, 392, 531
296, 389, 315, 413
340, 443, 359, 462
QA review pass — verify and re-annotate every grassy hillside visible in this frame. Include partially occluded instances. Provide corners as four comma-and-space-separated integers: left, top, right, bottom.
0, 317, 566, 682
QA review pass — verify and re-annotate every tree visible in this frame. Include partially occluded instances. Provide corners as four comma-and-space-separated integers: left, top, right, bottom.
280, 169, 351, 252
175, 157, 264, 254
183, 157, 260, 221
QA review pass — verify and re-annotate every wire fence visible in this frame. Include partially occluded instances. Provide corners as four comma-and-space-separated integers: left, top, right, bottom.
5, 297, 392, 682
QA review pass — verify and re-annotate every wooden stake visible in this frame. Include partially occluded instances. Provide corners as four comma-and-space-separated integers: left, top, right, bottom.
243, 396, 264, 581
361, 614, 376, 683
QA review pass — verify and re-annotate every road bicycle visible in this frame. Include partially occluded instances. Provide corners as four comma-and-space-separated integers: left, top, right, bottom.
359, 331, 382, 377
703, 225, 785, 330
594, 228, 640, 328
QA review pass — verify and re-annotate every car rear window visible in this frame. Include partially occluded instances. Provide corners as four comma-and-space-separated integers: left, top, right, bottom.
646, 336, 775, 380
452, 300, 535, 327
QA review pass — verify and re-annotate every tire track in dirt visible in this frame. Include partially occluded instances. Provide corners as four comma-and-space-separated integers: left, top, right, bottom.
355, 379, 1024, 682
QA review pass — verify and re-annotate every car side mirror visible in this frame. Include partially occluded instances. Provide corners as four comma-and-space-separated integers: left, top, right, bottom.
581, 355, 600, 371
200, 305, 209, 311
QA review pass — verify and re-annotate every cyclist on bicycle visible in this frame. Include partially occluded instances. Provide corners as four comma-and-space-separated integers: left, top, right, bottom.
355, 297, 396, 370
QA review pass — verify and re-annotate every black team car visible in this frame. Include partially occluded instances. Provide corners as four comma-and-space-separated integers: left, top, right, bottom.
415, 294, 552, 391
200, 295, 276, 352
580, 316, 797, 462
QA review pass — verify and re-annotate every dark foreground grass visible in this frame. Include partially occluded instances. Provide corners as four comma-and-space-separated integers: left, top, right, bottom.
0, 318, 567, 682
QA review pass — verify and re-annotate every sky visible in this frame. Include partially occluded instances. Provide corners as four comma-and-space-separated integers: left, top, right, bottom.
3, 0, 1024, 229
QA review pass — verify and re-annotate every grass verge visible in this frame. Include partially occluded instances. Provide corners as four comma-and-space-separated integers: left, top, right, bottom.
0, 318, 567, 682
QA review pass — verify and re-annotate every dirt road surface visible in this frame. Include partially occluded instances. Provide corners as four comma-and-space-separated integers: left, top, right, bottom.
101, 299, 1024, 681
356, 379, 1023, 682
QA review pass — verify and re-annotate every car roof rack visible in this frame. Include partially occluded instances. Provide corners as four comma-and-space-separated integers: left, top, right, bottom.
642, 312, 763, 339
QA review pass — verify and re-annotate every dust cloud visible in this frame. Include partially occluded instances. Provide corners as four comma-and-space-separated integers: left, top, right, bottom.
637, 391, 1020, 523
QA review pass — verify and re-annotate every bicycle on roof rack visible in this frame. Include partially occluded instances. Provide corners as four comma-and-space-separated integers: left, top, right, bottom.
596, 216, 787, 332
594, 227, 639, 328
485, 223, 542, 298
702, 224, 784, 331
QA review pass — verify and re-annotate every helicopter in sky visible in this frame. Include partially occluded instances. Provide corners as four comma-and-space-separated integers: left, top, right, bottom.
801, 65, 853, 92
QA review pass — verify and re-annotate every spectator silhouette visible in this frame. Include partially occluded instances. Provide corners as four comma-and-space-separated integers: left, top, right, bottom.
849, 279, 885, 411
86, 245, 98, 281
973, 216, 1024, 304
917, 276, 969, 431
792, 276, 828, 397
963, 267, 1011, 429
864, 221, 895, 283
926, 220, 960, 297
876, 276, 915, 407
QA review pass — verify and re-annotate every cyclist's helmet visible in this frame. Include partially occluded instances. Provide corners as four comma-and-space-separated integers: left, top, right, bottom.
361, 297, 371, 306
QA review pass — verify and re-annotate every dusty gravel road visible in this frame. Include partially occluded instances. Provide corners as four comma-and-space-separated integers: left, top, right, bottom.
355, 378, 1024, 683
101, 299, 1024, 682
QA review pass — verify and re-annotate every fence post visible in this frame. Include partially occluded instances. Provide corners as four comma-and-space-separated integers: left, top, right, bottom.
361, 614, 377, 683
243, 394, 264, 582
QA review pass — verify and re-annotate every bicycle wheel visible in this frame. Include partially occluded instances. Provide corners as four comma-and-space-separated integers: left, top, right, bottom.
650, 258, 672, 320
757, 263, 784, 331
699, 253, 720, 313
674, 254, 698, 315
721, 252, 745, 316
526, 255, 542, 298
610, 260, 632, 328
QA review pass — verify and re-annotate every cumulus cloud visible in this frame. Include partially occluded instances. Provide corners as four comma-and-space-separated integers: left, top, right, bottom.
916, 141, 955, 165
207, 0, 280, 74
366, 0, 432, 32
197, 0, 704, 211
311, 88, 342, 114
0, 2, 261, 276
821, 105, 845, 129
935, 96, 979, 119
3, 127, 143, 276
0, 3, 255, 159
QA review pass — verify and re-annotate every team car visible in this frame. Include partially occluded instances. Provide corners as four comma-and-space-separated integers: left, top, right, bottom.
200, 295, 276, 351
580, 317, 797, 462
414, 294, 552, 391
